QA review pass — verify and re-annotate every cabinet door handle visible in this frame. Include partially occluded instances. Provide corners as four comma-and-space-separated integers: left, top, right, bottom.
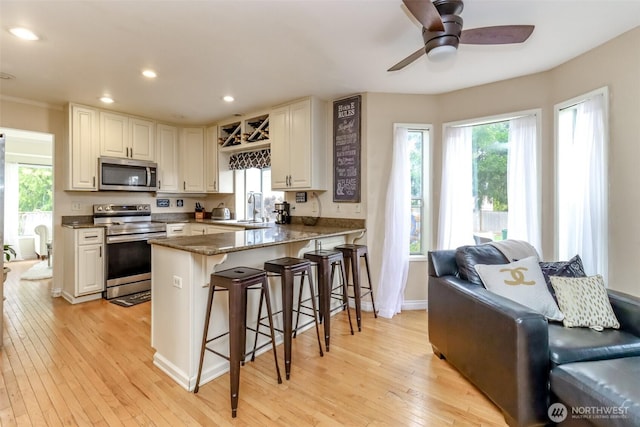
214, 180, 217, 191
93, 176, 96, 187
183, 181, 186, 190
99, 246, 102, 257
158, 180, 161, 190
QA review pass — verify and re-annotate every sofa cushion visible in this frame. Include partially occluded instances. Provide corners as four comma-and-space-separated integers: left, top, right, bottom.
539, 254, 586, 299
455, 244, 507, 286
548, 323, 640, 365
474, 256, 564, 321
551, 275, 620, 330
550, 357, 640, 427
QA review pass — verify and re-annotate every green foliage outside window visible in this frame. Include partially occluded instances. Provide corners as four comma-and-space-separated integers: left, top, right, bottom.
19, 166, 53, 212
409, 131, 424, 254
472, 122, 509, 212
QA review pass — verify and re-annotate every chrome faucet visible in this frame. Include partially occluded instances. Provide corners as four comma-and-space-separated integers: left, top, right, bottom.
247, 191, 263, 222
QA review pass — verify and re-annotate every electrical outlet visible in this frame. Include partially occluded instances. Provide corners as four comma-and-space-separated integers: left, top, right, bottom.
312, 202, 318, 212
336, 204, 341, 213
355, 204, 361, 213
172, 275, 183, 289
71, 202, 81, 211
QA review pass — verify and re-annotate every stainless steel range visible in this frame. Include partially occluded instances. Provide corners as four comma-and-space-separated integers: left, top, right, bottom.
93, 204, 166, 299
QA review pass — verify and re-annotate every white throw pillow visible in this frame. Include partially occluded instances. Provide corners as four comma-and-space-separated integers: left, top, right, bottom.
474, 256, 565, 321
550, 275, 620, 330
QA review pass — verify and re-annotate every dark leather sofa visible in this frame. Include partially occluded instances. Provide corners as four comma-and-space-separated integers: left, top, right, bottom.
428, 245, 640, 426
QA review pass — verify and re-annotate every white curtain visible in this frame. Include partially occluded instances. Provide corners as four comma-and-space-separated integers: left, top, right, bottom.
376, 126, 411, 318
4, 162, 23, 260
507, 115, 541, 254
438, 125, 473, 249
558, 95, 606, 277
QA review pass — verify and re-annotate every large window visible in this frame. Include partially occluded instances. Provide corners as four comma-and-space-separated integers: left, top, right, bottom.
556, 88, 608, 278
439, 112, 540, 250
408, 129, 429, 255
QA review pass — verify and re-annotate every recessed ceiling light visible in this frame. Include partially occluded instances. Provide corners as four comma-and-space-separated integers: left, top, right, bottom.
0, 72, 16, 80
9, 27, 39, 41
100, 96, 114, 104
142, 69, 157, 78
223, 95, 235, 103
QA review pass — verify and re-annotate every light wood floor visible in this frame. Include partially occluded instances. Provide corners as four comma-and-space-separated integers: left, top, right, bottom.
1, 260, 507, 426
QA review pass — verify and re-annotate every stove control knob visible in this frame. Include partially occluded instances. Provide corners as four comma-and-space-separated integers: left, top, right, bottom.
138, 205, 144, 211
105, 205, 112, 211
144, 205, 150, 211
96, 206, 103, 211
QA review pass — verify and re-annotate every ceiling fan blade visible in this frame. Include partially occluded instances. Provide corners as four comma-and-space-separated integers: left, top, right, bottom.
388, 47, 426, 72
402, 0, 444, 32
460, 25, 535, 45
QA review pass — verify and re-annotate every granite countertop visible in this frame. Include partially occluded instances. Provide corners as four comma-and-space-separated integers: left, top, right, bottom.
148, 224, 365, 256
62, 223, 106, 229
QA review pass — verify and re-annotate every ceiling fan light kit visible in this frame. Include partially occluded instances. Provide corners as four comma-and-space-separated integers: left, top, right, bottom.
389, 0, 535, 71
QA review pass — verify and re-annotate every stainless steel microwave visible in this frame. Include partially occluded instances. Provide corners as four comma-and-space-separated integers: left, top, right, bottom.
98, 157, 158, 192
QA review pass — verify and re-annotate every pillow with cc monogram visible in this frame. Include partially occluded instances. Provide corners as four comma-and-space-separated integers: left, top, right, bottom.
475, 256, 565, 321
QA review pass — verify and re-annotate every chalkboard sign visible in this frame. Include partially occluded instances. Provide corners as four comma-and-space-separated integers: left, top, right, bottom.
333, 95, 361, 202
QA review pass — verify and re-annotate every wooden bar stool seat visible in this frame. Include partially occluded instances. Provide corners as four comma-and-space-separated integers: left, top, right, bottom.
303, 249, 354, 352
194, 267, 282, 418
258, 257, 324, 380
335, 244, 378, 331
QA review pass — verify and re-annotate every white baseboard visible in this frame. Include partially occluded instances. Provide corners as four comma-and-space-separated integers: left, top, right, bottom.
352, 299, 428, 312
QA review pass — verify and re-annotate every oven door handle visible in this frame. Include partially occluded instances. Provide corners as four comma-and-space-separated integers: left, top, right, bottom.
106, 232, 167, 244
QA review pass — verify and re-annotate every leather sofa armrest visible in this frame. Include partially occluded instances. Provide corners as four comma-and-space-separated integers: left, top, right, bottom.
608, 289, 640, 337
428, 275, 550, 426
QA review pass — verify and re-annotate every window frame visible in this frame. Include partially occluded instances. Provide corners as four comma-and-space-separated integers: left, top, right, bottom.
440, 108, 542, 248
395, 123, 432, 261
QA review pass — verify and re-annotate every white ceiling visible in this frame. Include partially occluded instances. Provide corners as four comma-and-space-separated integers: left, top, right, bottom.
1, 0, 639, 125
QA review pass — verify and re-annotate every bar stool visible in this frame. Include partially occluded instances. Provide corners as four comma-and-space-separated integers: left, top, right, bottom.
261, 257, 324, 380
194, 267, 282, 418
303, 250, 354, 352
335, 244, 378, 331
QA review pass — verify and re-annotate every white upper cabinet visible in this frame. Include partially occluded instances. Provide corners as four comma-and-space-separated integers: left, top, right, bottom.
270, 97, 326, 190
206, 125, 234, 193
100, 112, 155, 161
67, 104, 99, 190
130, 117, 155, 161
156, 124, 180, 193
181, 127, 205, 193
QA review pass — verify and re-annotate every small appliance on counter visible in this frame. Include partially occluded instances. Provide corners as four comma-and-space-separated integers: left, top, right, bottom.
211, 203, 231, 220
274, 201, 291, 224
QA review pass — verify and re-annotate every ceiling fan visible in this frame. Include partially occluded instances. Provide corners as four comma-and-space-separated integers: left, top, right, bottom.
388, 0, 535, 71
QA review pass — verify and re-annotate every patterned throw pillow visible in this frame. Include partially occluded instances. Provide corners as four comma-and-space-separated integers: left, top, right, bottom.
474, 256, 564, 321
539, 255, 587, 299
550, 275, 620, 330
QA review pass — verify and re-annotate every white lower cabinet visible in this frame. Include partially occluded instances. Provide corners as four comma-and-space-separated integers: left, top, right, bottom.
63, 227, 105, 304
166, 223, 188, 237
190, 224, 242, 235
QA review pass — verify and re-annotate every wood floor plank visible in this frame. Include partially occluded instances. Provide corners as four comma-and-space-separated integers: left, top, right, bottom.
1, 260, 507, 426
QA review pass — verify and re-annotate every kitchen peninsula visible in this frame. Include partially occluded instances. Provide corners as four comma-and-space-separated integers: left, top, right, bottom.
148, 221, 365, 391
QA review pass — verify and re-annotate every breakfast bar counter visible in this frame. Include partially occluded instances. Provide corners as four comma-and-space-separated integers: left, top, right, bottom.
148, 221, 365, 391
